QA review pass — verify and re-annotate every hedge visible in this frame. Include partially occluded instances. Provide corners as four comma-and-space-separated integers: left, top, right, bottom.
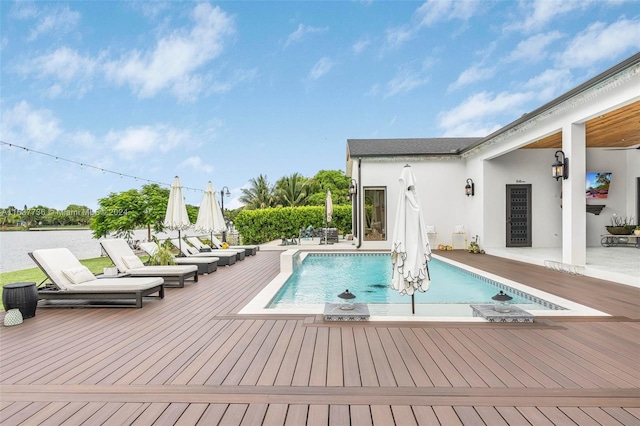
234, 205, 352, 244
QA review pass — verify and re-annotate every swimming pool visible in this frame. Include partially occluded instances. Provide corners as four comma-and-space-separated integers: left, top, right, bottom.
239, 250, 609, 320
268, 253, 560, 311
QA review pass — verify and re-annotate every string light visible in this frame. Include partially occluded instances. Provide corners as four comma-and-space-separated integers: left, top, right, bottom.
0, 140, 204, 192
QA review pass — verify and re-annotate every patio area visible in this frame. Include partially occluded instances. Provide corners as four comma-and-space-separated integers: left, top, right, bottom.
1, 247, 639, 425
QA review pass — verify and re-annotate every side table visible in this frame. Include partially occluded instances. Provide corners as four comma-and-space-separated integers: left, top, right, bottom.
3, 282, 38, 319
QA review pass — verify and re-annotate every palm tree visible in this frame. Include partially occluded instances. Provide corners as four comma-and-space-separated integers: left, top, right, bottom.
239, 174, 276, 209
275, 173, 310, 207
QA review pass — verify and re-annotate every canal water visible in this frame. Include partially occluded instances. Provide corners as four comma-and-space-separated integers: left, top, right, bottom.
0, 229, 182, 273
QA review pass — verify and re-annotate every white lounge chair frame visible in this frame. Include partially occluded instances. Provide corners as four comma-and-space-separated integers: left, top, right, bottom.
100, 239, 198, 288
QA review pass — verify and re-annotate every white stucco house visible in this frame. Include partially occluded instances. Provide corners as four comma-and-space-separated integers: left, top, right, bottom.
346, 52, 640, 286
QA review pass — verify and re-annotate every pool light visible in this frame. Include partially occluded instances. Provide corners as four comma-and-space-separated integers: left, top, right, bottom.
338, 289, 356, 310
492, 291, 513, 313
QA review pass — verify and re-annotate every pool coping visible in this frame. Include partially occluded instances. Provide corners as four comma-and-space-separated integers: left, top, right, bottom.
238, 250, 610, 321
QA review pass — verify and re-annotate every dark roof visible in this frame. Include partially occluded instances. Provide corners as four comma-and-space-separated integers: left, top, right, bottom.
347, 137, 482, 157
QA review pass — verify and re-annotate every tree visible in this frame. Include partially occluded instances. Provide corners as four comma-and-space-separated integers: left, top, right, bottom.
63, 204, 92, 225
90, 184, 174, 240
139, 184, 171, 239
239, 174, 276, 209
91, 189, 146, 239
307, 170, 351, 206
275, 173, 310, 207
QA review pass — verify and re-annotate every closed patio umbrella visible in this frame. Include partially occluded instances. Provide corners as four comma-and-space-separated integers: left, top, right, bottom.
391, 164, 432, 314
164, 176, 191, 253
195, 181, 227, 243
324, 190, 333, 245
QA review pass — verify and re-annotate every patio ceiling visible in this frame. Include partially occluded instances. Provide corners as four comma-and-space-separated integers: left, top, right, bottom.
522, 99, 640, 149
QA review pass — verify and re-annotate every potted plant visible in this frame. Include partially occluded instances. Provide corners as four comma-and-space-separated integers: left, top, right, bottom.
147, 240, 176, 265
635, 226, 640, 237
606, 214, 634, 235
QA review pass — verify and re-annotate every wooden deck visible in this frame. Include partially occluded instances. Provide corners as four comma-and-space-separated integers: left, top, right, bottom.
1, 250, 639, 425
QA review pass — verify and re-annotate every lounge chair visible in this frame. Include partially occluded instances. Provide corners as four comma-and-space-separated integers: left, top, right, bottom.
29, 248, 164, 308
186, 236, 212, 252
138, 242, 218, 275
100, 239, 198, 288
208, 235, 258, 256
169, 239, 238, 266
185, 237, 246, 260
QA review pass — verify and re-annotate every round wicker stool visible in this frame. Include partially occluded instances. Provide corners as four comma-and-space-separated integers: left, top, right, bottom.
3, 282, 38, 319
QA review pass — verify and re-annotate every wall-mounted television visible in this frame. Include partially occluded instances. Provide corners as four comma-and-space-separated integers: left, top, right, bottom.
586, 172, 611, 199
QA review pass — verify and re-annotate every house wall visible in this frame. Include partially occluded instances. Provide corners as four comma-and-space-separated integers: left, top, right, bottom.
483, 149, 562, 248
356, 158, 466, 250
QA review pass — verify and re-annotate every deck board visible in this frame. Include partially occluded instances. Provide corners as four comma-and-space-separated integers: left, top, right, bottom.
1, 249, 639, 425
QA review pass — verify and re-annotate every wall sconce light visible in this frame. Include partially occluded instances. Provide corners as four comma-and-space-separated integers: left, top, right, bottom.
465, 178, 475, 196
552, 150, 568, 180
348, 179, 357, 198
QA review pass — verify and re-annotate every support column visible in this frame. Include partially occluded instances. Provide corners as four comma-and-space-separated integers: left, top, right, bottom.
562, 123, 586, 266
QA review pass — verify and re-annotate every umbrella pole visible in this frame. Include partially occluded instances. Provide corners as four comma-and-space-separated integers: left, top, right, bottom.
178, 230, 181, 253
412, 294, 415, 315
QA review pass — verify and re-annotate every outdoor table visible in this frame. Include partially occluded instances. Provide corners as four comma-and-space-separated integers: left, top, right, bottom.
3, 282, 38, 319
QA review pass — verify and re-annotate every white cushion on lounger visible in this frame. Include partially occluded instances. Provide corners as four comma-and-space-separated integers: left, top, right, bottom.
61, 266, 97, 285
139, 242, 159, 256
101, 239, 197, 275
126, 265, 197, 276
70, 277, 163, 291
122, 255, 145, 269
31, 248, 164, 292
137, 242, 217, 266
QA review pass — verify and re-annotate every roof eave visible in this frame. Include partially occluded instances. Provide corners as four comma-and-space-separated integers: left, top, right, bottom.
460, 51, 640, 154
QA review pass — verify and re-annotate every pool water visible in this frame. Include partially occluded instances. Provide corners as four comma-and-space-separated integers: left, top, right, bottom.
268, 253, 552, 310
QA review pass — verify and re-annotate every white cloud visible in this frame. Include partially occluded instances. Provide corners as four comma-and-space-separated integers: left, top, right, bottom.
104, 3, 234, 100
365, 83, 380, 97
448, 64, 495, 92
17, 47, 99, 98
285, 23, 328, 47
385, 68, 429, 98
437, 90, 532, 135
523, 68, 574, 100
385, 26, 415, 48
0, 101, 62, 148
106, 125, 191, 161
10, 3, 81, 42
415, 0, 478, 27
68, 130, 98, 148
384, 0, 480, 49
508, 0, 589, 32
206, 68, 259, 95
506, 31, 564, 63
307, 57, 335, 80
178, 156, 213, 174
352, 37, 371, 54
558, 19, 640, 68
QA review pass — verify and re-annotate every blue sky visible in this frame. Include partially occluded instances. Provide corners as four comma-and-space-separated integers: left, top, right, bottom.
1, 0, 639, 211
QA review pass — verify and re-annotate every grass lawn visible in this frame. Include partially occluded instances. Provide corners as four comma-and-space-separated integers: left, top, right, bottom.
0, 256, 148, 310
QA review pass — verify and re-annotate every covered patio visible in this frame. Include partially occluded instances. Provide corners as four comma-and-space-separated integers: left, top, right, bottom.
1, 247, 638, 425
